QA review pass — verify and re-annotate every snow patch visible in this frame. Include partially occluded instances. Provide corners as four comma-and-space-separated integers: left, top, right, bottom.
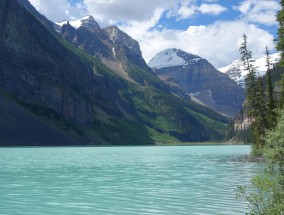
56, 15, 96, 29
112, 47, 116, 58
192, 90, 214, 102
219, 53, 280, 87
148, 48, 201, 69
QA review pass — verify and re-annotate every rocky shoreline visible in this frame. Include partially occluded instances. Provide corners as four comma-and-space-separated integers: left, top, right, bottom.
233, 155, 266, 163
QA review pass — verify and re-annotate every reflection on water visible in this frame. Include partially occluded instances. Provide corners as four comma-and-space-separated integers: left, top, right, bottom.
0, 145, 261, 215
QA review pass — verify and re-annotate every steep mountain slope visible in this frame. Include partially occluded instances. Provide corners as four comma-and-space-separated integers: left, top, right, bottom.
0, 91, 88, 146
219, 53, 280, 87
17, 0, 57, 31
0, 0, 228, 145
148, 49, 245, 117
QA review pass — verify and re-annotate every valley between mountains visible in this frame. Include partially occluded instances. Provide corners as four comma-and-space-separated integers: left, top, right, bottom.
0, 0, 262, 146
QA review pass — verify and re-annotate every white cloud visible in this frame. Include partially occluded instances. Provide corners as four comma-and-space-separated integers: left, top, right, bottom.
28, 0, 277, 68
177, 5, 197, 19
170, 2, 227, 19
30, 0, 178, 26
29, 0, 227, 24
198, 4, 227, 15
120, 8, 164, 39
121, 20, 275, 68
83, 0, 177, 26
29, 0, 87, 22
235, 0, 280, 26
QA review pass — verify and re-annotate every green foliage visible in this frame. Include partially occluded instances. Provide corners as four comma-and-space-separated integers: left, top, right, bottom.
121, 81, 228, 143
238, 5, 284, 214
57, 35, 96, 66
146, 127, 181, 144
240, 35, 269, 148
276, 0, 284, 67
264, 109, 284, 173
240, 34, 256, 73
235, 128, 254, 144
265, 47, 277, 128
280, 74, 284, 108
262, 115, 284, 213
127, 64, 164, 88
238, 110, 284, 215
237, 174, 283, 215
187, 109, 227, 135
239, 62, 284, 146
187, 100, 229, 124
92, 119, 155, 145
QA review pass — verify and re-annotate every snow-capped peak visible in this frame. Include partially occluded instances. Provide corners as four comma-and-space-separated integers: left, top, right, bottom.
56, 15, 100, 30
148, 48, 202, 69
219, 53, 280, 87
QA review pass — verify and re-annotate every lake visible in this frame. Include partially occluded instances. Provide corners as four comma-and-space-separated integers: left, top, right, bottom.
0, 145, 261, 215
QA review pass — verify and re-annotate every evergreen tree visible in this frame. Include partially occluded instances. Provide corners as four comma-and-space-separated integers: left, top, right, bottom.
265, 47, 276, 128
280, 74, 284, 108
238, 4, 284, 214
276, 0, 284, 66
239, 34, 268, 148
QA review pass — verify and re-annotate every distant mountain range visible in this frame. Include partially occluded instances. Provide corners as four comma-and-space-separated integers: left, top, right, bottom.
148, 49, 245, 117
0, 0, 229, 146
219, 53, 280, 87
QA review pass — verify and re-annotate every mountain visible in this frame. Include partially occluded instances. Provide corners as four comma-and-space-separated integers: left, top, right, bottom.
219, 53, 280, 87
148, 49, 245, 117
0, 0, 229, 146
57, 16, 101, 31
56, 17, 143, 59
56, 16, 150, 84
56, 16, 190, 99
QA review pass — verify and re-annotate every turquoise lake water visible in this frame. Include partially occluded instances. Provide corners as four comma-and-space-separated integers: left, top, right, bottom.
0, 145, 261, 215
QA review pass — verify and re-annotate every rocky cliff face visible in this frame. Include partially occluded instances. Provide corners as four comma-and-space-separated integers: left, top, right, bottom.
58, 18, 113, 60
148, 49, 245, 117
104, 26, 142, 57
0, 0, 95, 124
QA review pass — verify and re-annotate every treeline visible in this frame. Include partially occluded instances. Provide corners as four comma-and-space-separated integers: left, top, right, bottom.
225, 57, 284, 146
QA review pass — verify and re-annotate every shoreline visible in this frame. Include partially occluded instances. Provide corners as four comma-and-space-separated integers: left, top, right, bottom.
233, 154, 266, 163
0, 142, 249, 148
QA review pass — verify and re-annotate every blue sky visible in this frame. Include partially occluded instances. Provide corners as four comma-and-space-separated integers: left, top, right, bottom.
29, 0, 280, 68
162, 1, 277, 35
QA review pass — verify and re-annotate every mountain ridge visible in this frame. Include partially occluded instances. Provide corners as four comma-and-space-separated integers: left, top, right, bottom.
148, 48, 245, 117
57, 15, 101, 31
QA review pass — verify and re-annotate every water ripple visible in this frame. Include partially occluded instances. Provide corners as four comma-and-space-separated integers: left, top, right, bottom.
0, 145, 261, 215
